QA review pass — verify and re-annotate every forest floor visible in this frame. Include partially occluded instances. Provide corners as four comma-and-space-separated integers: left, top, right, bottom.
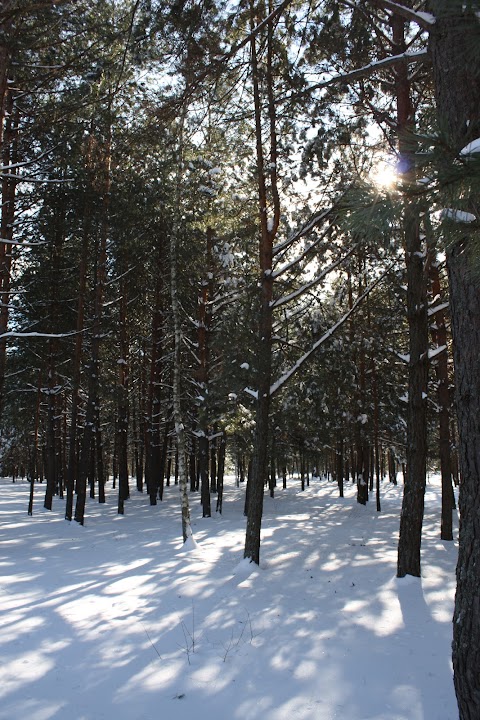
0, 472, 458, 720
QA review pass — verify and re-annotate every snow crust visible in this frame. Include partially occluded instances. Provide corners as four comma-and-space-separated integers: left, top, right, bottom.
0, 475, 458, 720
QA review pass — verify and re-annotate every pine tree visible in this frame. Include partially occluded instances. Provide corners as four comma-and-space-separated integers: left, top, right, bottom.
427, 1, 480, 716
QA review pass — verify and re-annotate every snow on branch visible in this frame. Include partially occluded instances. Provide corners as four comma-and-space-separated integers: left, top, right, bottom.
428, 301, 449, 317
272, 204, 339, 258
428, 345, 447, 360
272, 225, 332, 278
1, 173, 74, 184
0, 330, 80, 339
0, 143, 63, 173
1, 238, 46, 247
441, 208, 477, 224
271, 242, 360, 309
368, 1, 436, 29
460, 138, 480, 156
212, 290, 244, 313
105, 265, 137, 287
213, 0, 293, 66
286, 49, 429, 101
270, 264, 395, 397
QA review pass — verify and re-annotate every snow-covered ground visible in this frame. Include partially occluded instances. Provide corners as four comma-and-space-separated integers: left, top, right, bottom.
0, 473, 458, 720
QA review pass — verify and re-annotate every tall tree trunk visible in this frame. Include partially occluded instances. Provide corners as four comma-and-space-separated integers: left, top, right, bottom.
65, 193, 90, 520
428, 256, 454, 540
117, 274, 129, 515
244, 0, 279, 565
43, 182, 66, 510
28, 370, 43, 515
394, 9, 429, 578
372, 359, 381, 512
145, 274, 163, 505
170, 115, 192, 544
197, 228, 214, 517
43, 351, 58, 510
448, 245, 480, 720
428, 3, 480, 716
0, 16, 11, 151
0, 88, 18, 419
74, 125, 111, 525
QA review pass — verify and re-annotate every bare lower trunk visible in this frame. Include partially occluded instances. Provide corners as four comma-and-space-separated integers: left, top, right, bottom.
171, 303, 192, 541
397, 199, 428, 577
429, 258, 454, 540
216, 432, 226, 514
448, 242, 480, 719
393, 10, 429, 579
170, 118, 192, 544
117, 276, 129, 515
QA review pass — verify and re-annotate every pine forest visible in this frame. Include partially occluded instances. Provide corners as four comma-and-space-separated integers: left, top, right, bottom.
1, 1, 480, 718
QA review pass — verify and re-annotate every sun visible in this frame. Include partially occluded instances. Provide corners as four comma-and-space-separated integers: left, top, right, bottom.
370, 160, 398, 189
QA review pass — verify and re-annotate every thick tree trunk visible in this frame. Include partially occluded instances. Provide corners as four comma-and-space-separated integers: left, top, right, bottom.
428, 3, 480, 716
394, 10, 429, 579
448, 244, 480, 720
244, 0, 279, 565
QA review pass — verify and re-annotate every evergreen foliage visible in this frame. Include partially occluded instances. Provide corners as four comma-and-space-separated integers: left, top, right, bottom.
1, 2, 479, 713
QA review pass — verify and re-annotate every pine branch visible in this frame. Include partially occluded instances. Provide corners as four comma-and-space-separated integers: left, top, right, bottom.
368, 1, 436, 29
270, 263, 397, 397
271, 242, 360, 309
161, 0, 294, 115
284, 49, 429, 102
